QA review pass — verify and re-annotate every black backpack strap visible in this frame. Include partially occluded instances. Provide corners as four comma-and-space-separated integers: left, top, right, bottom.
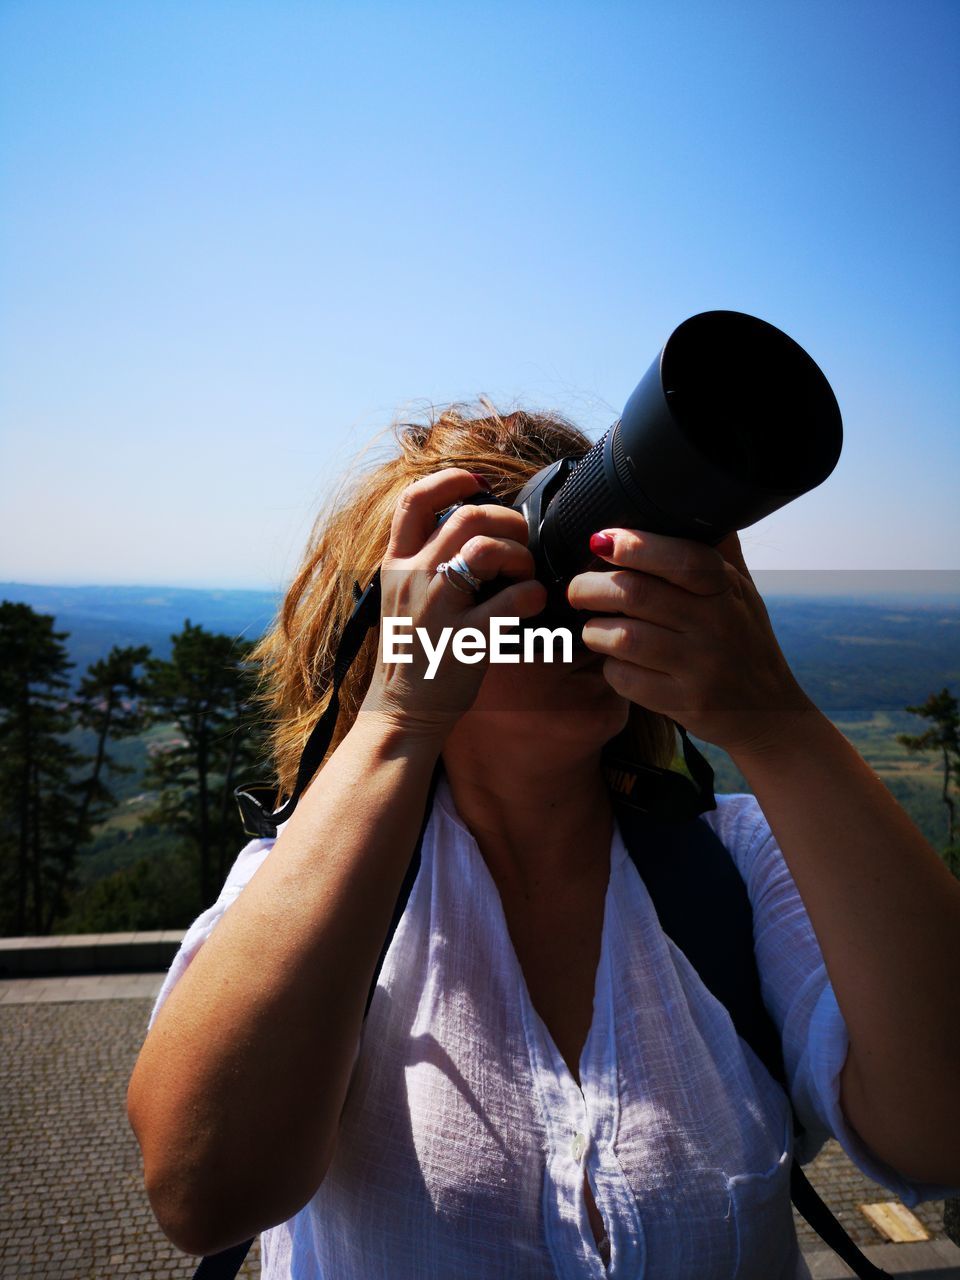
192, 761, 442, 1279
617, 804, 786, 1077
191, 1240, 252, 1279
601, 722, 718, 822
616, 802, 891, 1280
790, 1162, 891, 1279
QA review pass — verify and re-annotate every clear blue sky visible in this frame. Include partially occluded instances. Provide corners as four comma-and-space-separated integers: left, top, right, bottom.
2, 0, 958, 590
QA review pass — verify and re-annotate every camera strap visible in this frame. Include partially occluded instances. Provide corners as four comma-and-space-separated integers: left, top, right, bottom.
234, 571, 385, 839
233, 568, 719, 838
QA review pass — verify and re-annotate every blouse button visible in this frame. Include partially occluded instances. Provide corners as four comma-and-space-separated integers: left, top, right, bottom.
570, 1131, 587, 1163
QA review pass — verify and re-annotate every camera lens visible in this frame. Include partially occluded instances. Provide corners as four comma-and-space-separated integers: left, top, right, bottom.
538, 310, 842, 583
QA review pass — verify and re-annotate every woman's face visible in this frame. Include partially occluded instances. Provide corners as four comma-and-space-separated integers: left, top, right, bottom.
446, 637, 631, 763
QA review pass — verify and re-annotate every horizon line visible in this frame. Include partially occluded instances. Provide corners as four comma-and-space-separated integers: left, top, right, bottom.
3, 572, 960, 600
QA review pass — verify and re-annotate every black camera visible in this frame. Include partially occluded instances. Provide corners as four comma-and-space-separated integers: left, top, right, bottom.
439, 309, 842, 638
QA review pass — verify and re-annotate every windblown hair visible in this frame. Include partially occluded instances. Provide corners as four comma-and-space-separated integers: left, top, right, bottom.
251, 397, 677, 800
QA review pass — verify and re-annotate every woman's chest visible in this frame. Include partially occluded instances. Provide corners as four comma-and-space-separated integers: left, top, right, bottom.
500, 879, 609, 1085
320, 850, 798, 1278
330, 911, 798, 1280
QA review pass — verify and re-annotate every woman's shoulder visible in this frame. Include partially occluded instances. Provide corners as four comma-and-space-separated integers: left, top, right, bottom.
697, 791, 782, 896
699, 790, 770, 849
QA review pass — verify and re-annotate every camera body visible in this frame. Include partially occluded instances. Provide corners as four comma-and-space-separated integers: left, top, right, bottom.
436, 457, 583, 633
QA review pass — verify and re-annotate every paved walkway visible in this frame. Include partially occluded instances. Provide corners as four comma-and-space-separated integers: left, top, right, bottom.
1, 976, 957, 1278
0, 980, 260, 1279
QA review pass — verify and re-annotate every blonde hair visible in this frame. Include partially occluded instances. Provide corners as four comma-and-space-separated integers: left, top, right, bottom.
251, 397, 677, 799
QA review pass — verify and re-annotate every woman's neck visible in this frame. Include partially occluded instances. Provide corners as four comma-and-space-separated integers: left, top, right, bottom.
440, 737, 614, 897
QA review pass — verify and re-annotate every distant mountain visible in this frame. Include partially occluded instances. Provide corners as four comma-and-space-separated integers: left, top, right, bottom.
0, 582, 280, 679
1, 581, 957, 713
763, 596, 960, 715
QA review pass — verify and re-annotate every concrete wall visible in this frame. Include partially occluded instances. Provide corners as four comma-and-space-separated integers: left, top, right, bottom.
0, 932, 185, 977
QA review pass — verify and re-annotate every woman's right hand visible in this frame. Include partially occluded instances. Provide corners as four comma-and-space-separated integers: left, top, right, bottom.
360, 468, 548, 740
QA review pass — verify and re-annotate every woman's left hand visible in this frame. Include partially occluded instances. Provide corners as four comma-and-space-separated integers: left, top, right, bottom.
567, 527, 816, 759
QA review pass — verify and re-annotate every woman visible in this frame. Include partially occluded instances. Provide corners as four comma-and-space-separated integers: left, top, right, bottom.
127, 401, 960, 1279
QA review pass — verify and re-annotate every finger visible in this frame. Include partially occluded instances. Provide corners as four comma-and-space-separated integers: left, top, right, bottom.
589, 528, 738, 598
713, 530, 754, 584
387, 469, 490, 560
428, 535, 535, 610
567, 568, 693, 631
434, 535, 536, 585
469, 578, 548, 628
581, 616, 678, 673
421, 501, 530, 564
600, 655, 680, 717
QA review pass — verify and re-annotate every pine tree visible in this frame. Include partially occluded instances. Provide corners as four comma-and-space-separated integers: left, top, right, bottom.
39, 644, 153, 930
898, 687, 960, 875
74, 644, 151, 823
0, 602, 92, 934
141, 620, 267, 909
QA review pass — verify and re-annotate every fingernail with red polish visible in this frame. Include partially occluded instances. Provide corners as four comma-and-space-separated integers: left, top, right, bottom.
469, 472, 492, 490
589, 532, 615, 556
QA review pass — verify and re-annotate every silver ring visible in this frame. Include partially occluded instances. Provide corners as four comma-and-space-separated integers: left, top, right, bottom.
435, 552, 482, 594
448, 552, 482, 589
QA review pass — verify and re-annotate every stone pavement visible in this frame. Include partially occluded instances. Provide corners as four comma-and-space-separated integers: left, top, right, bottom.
0, 976, 957, 1278
0, 981, 261, 1279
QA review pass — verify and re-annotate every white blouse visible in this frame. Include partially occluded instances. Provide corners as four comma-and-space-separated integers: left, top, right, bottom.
149, 778, 959, 1279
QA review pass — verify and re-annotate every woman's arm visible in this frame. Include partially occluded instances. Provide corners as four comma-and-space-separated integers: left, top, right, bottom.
728, 705, 960, 1185
572, 525, 960, 1185
126, 712, 443, 1256
128, 468, 546, 1256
